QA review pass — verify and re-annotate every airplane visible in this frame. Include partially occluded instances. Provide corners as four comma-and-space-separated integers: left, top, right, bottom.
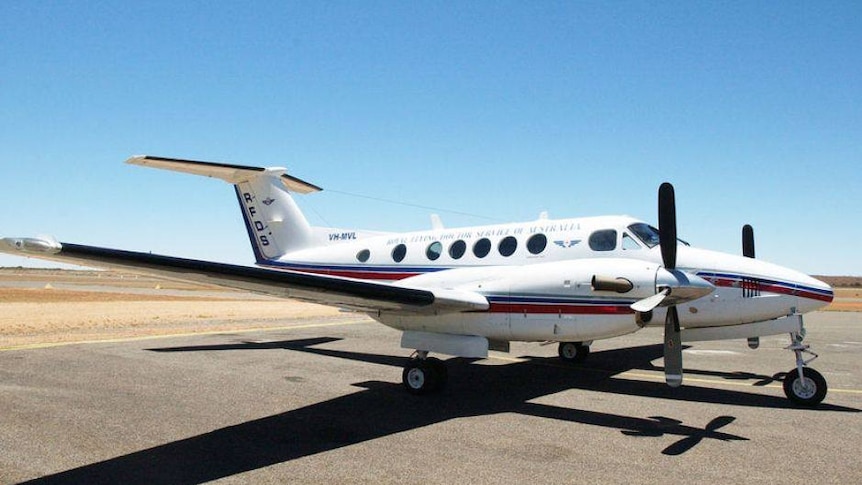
0, 156, 834, 406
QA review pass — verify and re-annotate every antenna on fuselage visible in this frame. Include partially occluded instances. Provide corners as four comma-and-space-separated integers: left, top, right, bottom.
430, 214, 444, 231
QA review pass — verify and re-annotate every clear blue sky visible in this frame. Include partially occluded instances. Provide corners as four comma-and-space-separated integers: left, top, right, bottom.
1, 1, 860, 275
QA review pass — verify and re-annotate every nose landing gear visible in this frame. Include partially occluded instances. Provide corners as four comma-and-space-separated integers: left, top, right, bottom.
783, 327, 827, 406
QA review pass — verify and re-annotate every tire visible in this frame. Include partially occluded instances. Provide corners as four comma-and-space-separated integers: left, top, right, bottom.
558, 342, 589, 363
402, 360, 439, 395
783, 367, 827, 406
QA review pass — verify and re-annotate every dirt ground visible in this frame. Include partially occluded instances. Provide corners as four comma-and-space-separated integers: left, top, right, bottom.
0, 269, 858, 348
0, 269, 345, 349
828, 288, 862, 312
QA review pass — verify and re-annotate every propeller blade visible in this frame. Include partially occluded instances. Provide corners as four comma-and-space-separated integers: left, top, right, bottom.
664, 306, 683, 387
657, 183, 684, 388
658, 182, 677, 270
742, 224, 755, 259
630, 287, 670, 313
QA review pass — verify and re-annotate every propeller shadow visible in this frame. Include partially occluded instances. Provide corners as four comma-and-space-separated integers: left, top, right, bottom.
23, 338, 858, 485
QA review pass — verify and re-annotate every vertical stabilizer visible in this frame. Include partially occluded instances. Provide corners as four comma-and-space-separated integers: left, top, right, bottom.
127, 156, 322, 263
234, 170, 317, 261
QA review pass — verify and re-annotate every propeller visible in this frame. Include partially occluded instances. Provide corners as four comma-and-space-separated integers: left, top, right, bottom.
627, 183, 713, 387
658, 183, 683, 387
742, 224, 755, 259
742, 224, 759, 348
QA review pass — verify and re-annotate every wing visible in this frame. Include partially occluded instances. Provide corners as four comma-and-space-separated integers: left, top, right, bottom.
0, 237, 488, 314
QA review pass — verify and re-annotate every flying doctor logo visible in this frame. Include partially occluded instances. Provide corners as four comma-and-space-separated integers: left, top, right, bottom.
554, 239, 581, 248
262, 197, 276, 206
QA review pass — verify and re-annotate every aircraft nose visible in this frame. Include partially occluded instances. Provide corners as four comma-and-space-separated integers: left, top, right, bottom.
757, 261, 834, 312
800, 274, 834, 309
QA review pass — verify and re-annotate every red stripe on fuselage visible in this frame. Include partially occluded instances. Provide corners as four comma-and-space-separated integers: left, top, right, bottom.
487, 303, 634, 315
708, 277, 833, 303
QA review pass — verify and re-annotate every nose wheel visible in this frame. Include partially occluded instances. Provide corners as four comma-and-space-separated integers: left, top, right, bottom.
783, 328, 827, 406
783, 367, 827, 406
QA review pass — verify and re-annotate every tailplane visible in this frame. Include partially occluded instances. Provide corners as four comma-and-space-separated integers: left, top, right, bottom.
127, 155, 321, 263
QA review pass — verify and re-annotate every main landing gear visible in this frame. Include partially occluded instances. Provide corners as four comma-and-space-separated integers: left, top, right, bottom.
558, 341, 590, 363
783, 329, 827, 406
402, 351, 448, 395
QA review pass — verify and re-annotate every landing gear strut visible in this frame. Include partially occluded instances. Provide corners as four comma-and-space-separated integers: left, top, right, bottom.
782, 323, 827, 406
402, 351, 448, 395
558, 342, 590, 363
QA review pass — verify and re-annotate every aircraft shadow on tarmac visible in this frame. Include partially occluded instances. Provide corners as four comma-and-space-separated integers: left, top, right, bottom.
23, 339, 859, 485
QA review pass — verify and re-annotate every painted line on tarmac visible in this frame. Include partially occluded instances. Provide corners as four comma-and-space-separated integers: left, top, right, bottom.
618, 372, 862, 394
0, 318, 371, 352
489, 354, 862, 395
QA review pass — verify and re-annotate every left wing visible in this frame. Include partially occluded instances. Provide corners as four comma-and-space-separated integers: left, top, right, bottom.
0, 237, 488, 314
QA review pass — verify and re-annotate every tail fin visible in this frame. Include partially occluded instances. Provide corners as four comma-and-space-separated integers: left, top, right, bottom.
127, 155, 321, 262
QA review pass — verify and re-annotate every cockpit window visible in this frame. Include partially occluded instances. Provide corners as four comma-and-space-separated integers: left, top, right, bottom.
622, 234, 641, 250
628, 222, 691, 248
628, 223, 660, 248
588, 229, 617, 251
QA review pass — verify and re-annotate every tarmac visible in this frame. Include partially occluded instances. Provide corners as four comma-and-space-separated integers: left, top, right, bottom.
1, 311, 860, 484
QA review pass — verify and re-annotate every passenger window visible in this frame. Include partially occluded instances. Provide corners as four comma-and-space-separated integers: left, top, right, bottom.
498, 236, 517, 257
622, 234, 641, 250
449, 240, 466, 259
473, 238, 491, 258
392, 243, 407, 262
356, 249, 371, 262
426, 241, 443, 261
588, 229, 617, 251
527, 233, 547, 254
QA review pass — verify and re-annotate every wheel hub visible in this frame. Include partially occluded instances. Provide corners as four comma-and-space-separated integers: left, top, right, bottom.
406, 367, 425, 389
792, 376, 816, 399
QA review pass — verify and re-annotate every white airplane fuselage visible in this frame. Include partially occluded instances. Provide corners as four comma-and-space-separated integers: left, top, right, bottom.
255, 215, 832, 343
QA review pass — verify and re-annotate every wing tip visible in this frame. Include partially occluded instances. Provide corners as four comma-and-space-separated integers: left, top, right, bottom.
0, 237, 62, 255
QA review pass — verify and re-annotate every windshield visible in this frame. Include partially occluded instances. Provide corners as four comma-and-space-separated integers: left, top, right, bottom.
628, 223, 660, 248
628, 222, 690, 248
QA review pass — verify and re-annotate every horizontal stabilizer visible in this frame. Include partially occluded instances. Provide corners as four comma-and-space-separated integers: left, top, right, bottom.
127, 155, 322, 194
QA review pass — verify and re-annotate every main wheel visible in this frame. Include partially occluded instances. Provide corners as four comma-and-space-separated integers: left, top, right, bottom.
783, 367, 827, 406
558, 342, 590, 363
402, 360, 439, 395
